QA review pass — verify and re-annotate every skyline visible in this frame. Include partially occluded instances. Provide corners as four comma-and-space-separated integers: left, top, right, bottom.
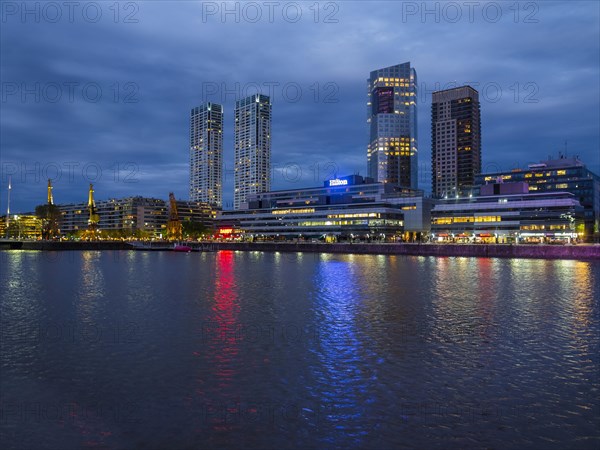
1, 1, 599, 212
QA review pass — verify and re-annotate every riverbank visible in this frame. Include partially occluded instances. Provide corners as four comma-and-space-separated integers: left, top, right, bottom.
1, 240, 599, 260
0, 241, 130, 251
211, 242, 600, 260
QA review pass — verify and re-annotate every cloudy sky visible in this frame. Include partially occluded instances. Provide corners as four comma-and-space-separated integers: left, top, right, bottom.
1, 1, 598, 211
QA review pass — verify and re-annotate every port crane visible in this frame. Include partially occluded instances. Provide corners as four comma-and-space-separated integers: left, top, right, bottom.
47, 179, 54, 205
167, 192, 182, 241
80, 183, 100, 240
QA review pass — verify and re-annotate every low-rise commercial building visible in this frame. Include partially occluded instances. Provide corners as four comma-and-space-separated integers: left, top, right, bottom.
474, 156, 599, 242
431, 181, 584, 243
0, 214, 42, 239
219, 175, 433, 241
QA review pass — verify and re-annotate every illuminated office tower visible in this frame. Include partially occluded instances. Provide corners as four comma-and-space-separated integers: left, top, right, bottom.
431, 86, 481, 198
234, 94, 271, 210
367, 62, 418, 189
190, 102, 223, 207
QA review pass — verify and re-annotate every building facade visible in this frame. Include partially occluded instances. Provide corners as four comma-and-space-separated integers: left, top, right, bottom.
474, 157, 600, 242
59, 197, 168, 237
432, 86, 481, 198
175, 200, 218, 229
367, 62, 418, 189
234, 94, 272, 210
219, 175, 432, 241
190, 102, 223, 207
0, 214, 42, 239
431, 181, 583, 243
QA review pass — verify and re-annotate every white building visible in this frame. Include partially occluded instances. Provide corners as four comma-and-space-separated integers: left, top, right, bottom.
234, 94, 271, 210
190, 102, 223, 207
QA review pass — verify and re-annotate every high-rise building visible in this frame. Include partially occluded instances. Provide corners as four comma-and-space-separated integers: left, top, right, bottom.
234, 94, 271, 210
431, 86, 481, 198
367, 62, 418, 189
190, 102, 223, 207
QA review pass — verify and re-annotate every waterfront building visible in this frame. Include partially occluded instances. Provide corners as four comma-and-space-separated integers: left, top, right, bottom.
234, 94, 272, 210
59, 197, 167, 237
0, 214, 42, 239
58, 203, 89, 234
175, 200, 218, 229
432, 86, 481, 198
474, 156, 600, 242
190, 103, 223, 207
219, 175, 432, 241
58, 196, 218, 238
431, 181, 584, 243
367, 62, 418, 189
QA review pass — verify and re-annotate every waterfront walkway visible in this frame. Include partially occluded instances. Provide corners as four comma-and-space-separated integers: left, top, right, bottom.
1, 240, 599, 260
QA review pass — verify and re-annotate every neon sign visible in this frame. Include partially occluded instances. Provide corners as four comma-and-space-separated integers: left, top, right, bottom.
328, 179, 348, 187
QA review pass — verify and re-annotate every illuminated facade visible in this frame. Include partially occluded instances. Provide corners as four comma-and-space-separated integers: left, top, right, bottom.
0, 214, 42, 239
59, 197, 168, 237
190, 102, 223, 207
475, 157, 600, 242
58, 197, 218, 238
367, 62, 418, 189
219, 175, 432, 240
432, 86, 481, 198
175, 200, 218, 229
431, 181, 584, 243
234, 94, 271, 210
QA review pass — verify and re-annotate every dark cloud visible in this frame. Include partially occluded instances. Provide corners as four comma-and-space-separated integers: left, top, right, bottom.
1, 1, 598, 212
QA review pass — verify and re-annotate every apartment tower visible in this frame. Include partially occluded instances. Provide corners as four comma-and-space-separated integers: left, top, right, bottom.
234, 94, 272, 210
431, 86, 481, 198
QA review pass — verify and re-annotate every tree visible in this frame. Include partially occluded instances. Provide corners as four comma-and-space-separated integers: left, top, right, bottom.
35, 204, 62, 239
182, 221, 209, 240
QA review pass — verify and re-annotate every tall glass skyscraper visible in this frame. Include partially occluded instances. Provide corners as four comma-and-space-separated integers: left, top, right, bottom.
367, 62, 418, 189
189, 102, 223, 207
431, 86, 481, 198
234, 94, 271, 210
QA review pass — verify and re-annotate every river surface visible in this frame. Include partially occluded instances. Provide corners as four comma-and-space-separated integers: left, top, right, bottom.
1, 250, 599, 449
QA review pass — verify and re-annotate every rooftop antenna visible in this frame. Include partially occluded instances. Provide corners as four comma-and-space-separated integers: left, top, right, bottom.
564, 140, 568, 157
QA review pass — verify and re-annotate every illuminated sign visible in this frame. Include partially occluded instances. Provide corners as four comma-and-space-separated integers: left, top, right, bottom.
218, 228, 233, 235
328, 179, 348, 187
272, 208, 315, 215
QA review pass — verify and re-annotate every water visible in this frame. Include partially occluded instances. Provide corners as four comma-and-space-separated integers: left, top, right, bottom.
1, 250, 599, 449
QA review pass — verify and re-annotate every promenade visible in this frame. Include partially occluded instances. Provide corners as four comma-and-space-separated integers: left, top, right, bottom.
1, 240, 599, 260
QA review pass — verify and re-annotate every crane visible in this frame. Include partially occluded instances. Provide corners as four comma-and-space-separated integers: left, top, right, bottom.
167, 192, 182, 241
82, 183, 100, 240
47, 179, 53, 205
